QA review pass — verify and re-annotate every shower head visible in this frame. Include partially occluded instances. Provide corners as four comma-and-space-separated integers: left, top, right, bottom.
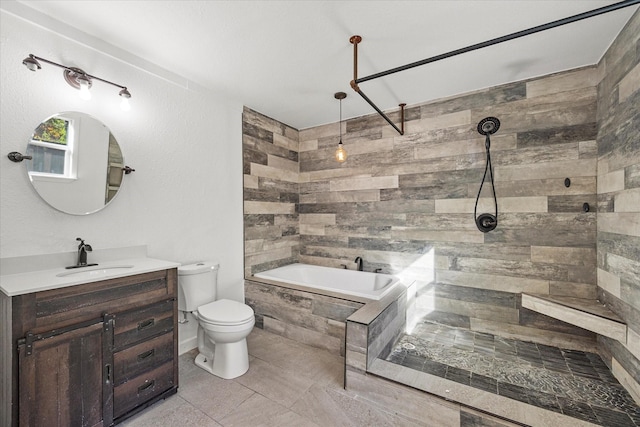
477, 117, 500, 136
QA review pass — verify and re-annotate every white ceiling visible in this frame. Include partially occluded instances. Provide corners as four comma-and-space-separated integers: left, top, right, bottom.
10, 1, 640, 130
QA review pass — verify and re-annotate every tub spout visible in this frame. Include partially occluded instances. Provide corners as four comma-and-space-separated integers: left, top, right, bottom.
354, 257, 363, 271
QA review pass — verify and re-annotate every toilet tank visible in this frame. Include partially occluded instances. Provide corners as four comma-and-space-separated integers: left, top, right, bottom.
177, 262, 219, 312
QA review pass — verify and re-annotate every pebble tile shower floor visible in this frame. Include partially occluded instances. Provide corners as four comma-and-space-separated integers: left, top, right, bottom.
386, 321, 640, 427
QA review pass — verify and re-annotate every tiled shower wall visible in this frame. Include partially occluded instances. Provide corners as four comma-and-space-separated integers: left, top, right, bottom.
244, 68, 602, 351
295, 68, 601, 351
595, 11, 640, 403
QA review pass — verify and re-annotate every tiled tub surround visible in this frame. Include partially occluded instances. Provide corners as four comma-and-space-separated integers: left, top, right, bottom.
243, 107, 300, 278
245, 278, 365, 355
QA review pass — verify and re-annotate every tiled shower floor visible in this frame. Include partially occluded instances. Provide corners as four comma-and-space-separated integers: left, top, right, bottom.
385, 321, 640, 426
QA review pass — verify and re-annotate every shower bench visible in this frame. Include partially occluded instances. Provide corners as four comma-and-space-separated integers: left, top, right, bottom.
521, 293, 627, 343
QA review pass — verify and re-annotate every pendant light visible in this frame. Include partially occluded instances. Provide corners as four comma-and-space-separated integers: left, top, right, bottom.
334, 92, 347, 163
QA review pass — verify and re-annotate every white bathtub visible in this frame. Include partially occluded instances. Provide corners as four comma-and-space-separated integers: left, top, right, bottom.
253, 263, 400, 301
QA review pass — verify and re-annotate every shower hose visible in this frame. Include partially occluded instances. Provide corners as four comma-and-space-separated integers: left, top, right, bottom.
474, 134, 498, 233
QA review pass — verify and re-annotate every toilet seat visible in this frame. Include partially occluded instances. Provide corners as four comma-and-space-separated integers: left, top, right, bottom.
197, 299, 254, 326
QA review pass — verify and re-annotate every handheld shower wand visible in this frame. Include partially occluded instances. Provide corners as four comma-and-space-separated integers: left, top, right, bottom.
474, 117, 500, 233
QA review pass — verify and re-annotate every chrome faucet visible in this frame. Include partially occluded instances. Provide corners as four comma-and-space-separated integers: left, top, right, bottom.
66, 237, 98, 269
354, 256, 363, 271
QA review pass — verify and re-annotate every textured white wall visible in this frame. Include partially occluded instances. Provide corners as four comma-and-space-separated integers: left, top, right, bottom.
0, 11, 245, 311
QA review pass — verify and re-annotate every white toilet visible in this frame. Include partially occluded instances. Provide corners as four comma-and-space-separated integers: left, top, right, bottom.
177, 262, 255, 379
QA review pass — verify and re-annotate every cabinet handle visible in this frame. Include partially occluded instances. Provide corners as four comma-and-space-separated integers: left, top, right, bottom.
137, 379, 155, 394
137, 318, 155, 331
105, 364, 112, 383
137, 349, 155, 361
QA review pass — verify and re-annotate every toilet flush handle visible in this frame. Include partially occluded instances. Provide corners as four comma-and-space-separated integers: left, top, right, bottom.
178, 311, 189, 324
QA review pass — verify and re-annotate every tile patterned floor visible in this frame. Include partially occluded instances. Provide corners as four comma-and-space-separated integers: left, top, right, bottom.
386, 320, 640, 427
120, 328, 428, 427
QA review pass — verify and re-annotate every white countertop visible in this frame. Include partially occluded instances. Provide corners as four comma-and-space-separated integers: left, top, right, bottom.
0, 257, 180, 297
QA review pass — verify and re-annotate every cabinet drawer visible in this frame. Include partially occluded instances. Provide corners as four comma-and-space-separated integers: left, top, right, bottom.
28, 269, 176, 334
113, 361, 175, 419
113, 332, 174, 385
114, 299, 174, 349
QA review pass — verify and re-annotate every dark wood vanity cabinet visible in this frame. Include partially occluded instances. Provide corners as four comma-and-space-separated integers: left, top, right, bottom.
18, 321, 107, 427
111, 298, 176, 420
8, 268, 178, 427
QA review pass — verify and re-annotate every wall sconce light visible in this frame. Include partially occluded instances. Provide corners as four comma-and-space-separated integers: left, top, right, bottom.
22, 54, 132, 111
334, 92, 347, 163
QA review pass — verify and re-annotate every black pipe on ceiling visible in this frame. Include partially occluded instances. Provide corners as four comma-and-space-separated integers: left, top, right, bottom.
350, 0, 640, 135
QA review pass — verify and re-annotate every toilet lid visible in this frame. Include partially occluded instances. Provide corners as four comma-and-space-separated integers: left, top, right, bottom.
198, 299, 254, 325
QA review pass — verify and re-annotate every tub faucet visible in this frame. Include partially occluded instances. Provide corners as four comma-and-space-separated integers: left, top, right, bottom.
354, 256, 363, 271
66, 237, 98, 269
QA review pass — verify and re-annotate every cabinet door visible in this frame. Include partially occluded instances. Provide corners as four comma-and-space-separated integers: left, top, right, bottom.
18, 322, 107, 427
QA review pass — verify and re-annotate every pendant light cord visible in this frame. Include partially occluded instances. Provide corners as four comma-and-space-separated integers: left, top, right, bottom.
339, 98, 343, 141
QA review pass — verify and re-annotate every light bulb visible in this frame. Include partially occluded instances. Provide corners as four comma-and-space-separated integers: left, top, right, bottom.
120, 96, 131, 111
77, 76, 92, 100
119, 88, 131, 111
79, 85, 91, 100
335, 142, 347, 163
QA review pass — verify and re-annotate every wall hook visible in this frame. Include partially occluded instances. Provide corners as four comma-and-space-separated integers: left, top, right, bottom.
7, 152, 32, 162
123, 166, 135, 174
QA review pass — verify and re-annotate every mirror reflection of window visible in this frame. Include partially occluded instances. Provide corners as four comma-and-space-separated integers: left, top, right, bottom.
27, 115, 76, 178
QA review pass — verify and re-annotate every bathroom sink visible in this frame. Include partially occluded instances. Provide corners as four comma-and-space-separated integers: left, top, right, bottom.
55, 265, 135, 278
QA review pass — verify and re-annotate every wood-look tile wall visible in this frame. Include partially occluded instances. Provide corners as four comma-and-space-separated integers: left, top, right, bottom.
243, 107, 300, 278
244, 279, 363, 355
243, 14, 639, 354
595, 10, 640, 403
244, 68, 601, 350
295, 68, 601, 351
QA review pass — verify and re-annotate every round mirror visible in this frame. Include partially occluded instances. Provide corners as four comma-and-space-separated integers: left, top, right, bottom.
25, 112, 125, 215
